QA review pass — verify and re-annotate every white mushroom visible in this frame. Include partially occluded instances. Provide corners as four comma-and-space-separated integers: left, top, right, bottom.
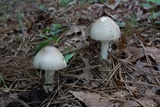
33, 46, 67, 93
90, 16, 121, 60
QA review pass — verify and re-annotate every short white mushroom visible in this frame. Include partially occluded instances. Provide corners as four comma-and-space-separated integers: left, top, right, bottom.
33, 46, 67, 93
90, 16, 121, 60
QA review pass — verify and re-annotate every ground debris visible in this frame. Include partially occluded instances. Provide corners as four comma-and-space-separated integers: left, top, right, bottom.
1, 0, 160, 107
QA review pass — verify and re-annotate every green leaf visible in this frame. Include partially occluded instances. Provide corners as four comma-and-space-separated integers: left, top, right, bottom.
51, 36, 58, 42
147, 0, 160, 5
64, 47, 77, 54
34, 41, 50, 53
51, 24, 62, 30
59, 0, 71, 6
128, 18, 139, 27
16, 11, 23, 21
38, 34, 48, 38
49, 29, 62, 35
65, 53, 75, 63
42, 28, 51, 33
142, 3, 152, 9
38, 5, 46, 11
149, 11, 160, 19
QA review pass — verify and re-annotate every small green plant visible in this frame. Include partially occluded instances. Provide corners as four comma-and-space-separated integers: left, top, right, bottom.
38, 5, 46, 11
128, 14, 140, 27
59, 0, 71, 6
34, 24, 76, 63
147, 0, 160, 5
65, 53, 75, 63
142, 0, 160, 20
64, 47, 77, 63
35, 24, 62, 52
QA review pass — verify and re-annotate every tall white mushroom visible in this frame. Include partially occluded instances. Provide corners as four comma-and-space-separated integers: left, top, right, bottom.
90, 16, 121, 60
33, 46, 67, 93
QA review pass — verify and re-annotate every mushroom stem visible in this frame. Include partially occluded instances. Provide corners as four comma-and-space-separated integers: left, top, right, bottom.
44, 70, 55, 93
101, 41, 110, 60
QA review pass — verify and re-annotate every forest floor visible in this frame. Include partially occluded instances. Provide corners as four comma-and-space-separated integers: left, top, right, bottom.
0, 0, 160, 107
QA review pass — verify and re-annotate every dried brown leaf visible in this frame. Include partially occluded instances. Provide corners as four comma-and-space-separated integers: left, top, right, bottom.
145, 89, 155, 98
64, 25, 89, 49
69, 91, 113, 107
81, 3, 104, 21
134, 60, 159, 76
134, 98, 156, 107
78, 71, 93, 82
111, 91, 128, 99
145, 47, 160, 63
126, 86, 137, 92
124, 46, 160, 63
122, 100, 140, 107
65, 25, 88, 37
153, 95, 160, 105
0, 94, 16, 107
124, 46, 143, 61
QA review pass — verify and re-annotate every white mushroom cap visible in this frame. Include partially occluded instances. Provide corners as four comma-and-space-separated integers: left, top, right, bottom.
90, 16, 121, 41
33, 46, 67, 71
90, 16, 121, 60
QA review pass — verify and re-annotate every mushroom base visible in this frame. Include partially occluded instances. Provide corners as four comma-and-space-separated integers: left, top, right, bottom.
101, 41, 110, 60
44, 70, 55, 93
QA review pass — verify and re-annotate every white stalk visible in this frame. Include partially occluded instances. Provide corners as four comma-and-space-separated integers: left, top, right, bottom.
44, 70, 55, 93
101, 41, 110, 60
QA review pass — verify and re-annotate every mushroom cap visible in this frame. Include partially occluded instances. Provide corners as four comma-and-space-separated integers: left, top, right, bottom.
33, 46, 67, 71
90, 16, 121, 41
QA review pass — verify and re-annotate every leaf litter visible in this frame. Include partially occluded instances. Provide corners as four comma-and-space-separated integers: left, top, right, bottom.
0, 0, 160, 107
